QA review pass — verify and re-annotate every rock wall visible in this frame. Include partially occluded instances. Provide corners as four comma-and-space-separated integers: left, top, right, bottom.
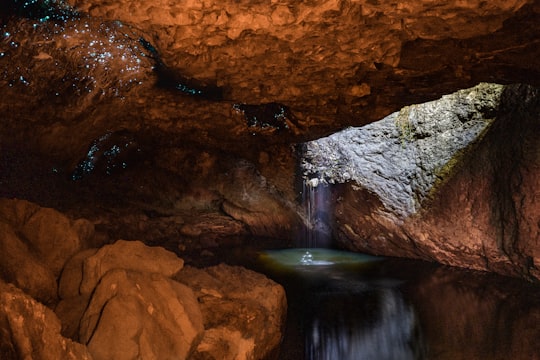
302, 84, 540, 280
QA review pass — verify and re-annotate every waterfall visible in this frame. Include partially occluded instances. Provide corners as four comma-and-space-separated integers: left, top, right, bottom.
299, 178, 332, 263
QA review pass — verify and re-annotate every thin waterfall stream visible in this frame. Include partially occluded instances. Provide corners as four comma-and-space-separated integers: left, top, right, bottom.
299, 178, 333, 265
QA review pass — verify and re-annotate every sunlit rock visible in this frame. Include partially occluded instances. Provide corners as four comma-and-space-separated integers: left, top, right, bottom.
302, 83, 504, 217
302, 84, 540, 280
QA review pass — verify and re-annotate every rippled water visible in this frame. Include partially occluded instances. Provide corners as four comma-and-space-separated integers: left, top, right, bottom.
252, 248, 540, 360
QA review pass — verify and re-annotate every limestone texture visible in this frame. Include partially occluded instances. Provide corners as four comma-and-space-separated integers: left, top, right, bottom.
302, 83, 504, 217
0, 197, 287, 360
78, 239, 185, 295
303, 84, 539, 280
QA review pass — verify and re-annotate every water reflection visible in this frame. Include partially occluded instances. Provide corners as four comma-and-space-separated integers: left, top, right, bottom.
306, 287, 423, 360
256, 249, 540, 360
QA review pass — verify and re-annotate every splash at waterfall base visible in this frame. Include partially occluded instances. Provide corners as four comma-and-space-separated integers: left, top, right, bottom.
300, 83, 539, 281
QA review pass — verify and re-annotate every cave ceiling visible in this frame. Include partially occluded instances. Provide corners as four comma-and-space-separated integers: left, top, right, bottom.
1, 0, 539, 151
0, 0, 539, 214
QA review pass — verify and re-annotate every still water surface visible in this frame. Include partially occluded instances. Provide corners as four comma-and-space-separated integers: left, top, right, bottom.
243, 248, 540, 360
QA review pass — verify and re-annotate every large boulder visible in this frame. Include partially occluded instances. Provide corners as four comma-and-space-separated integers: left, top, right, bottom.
56, 240, 185, 342
0, 198, 94, 304
175, 264, 287, 360
0, 280, 92, 360
56, 240, 286, 359
79, 239, 184, 295
0, 221, 58, 305
79, 269, 204, 360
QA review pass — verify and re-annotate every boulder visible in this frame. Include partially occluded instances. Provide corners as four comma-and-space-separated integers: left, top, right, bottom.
56, 249, 99, 340
0, 221, 58, 305
0, 198, 95, 304
57, 240, 286, 359
56, 241, 186, 344
175, 264, 287, 360
20, 207, 94, 276
79, 239, 184, 295
0, 280, 92, 360
78, 269, 204, 360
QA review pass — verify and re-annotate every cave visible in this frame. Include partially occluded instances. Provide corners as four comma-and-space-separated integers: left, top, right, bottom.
1, 0, 539, 359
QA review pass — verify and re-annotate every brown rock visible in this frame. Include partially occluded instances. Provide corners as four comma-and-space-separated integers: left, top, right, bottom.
0, 280, 92, 360
20, 207, 94, 276
175, 264, 287, 360
0, 221, 58, 305
218, 162, 299, 239
79, 269, 204, 360
56, 249, 99, 341
58, 248, 99, 299
79, 240, 184, 295
0, 198, 40, 226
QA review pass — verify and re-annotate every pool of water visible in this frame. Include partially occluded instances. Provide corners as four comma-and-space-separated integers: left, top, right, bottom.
246, 248, 540, 360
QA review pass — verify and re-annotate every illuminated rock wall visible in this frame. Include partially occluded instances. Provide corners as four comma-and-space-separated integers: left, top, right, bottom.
304, 84, 539, 280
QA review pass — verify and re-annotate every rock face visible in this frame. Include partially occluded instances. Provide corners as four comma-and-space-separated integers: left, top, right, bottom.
302, 84, 540, 280
79, 269, 204, 360
54, 239, 286, 360
302, 83, 504, 217
0, 198, 94, 304
63, 0, 539, 113
0, 280, 93, 360
175, 264, 287, 360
